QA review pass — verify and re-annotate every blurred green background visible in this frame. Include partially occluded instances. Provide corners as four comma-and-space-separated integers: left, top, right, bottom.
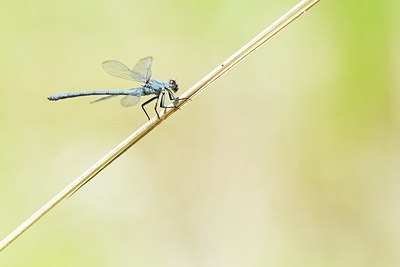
1, 0, 399, 266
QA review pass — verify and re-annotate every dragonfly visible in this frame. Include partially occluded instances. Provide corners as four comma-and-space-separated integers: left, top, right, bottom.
48, 57, 182, 120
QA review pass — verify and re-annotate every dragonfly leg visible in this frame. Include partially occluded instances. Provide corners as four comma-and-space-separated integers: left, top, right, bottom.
166, 89, 192, 102
153, 95, 160, 119
160, 91, 167, 113
166, 90, 192, 108
160, 91, 175, 110
164, 90, 183, 110
167, 90, 176, 101
141, 96, 158, 120
160, 91, 173, 107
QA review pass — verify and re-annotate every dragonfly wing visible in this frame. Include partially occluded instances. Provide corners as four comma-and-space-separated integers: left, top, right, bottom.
90, 95, 117, 104
102, 60, 139, 81
131, 57, 153, 82
120, 95, 140, 107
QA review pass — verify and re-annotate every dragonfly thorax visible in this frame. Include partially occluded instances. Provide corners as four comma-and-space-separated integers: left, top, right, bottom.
142, 79, 179, 96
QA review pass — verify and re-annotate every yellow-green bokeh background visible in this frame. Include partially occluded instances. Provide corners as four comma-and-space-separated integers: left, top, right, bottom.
1, 0, 399, 266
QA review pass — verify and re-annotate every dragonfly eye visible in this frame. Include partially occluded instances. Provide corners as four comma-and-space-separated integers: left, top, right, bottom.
169, 79, 178, 92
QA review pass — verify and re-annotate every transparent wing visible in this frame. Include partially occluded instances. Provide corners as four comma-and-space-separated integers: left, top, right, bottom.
132, 57, 153, 82
90, 95, 117, 104
120, 95, 140, 107
102, 60, 140, 81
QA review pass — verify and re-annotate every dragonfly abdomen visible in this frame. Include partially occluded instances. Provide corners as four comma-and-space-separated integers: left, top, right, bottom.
48, 90, 136, 101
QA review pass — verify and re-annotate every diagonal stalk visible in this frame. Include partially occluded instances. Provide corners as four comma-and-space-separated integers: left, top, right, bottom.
0, 0, 320, 252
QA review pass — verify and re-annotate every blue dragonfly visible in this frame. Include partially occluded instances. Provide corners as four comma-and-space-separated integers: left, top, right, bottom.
48, 57, 181, 120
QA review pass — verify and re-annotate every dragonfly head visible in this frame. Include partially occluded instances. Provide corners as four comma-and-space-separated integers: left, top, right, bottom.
168, 79, 179, 93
